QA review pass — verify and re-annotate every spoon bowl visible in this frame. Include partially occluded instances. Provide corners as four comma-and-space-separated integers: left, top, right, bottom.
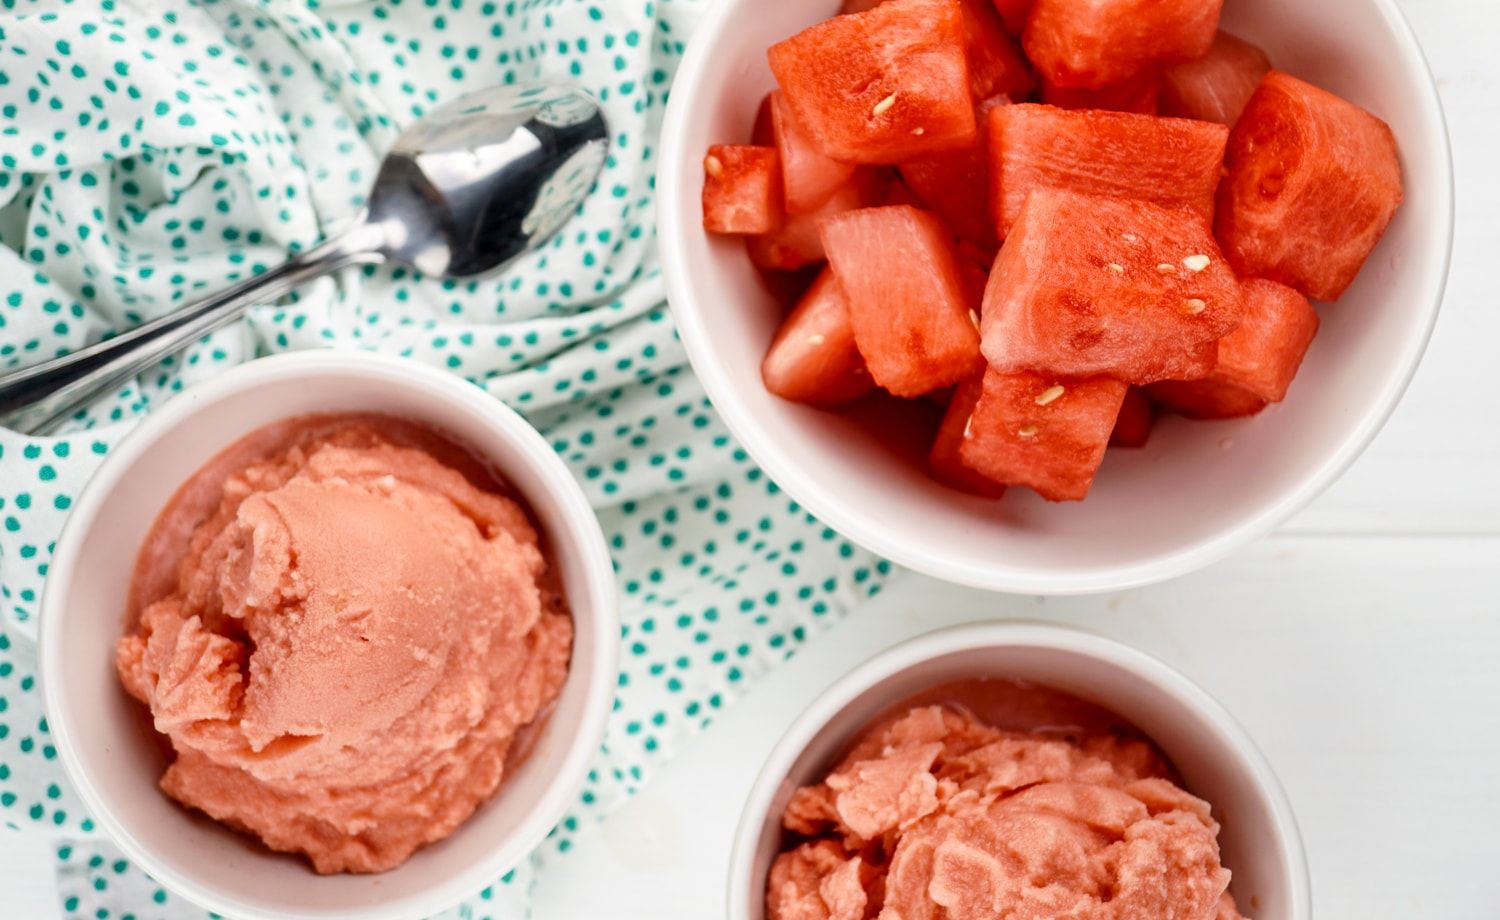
370, 85, 608, 277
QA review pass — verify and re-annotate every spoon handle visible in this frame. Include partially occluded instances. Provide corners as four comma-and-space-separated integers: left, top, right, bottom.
0, 220, 385, 435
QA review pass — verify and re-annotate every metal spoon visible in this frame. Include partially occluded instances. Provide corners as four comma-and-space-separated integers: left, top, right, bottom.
0, 83, 609, 434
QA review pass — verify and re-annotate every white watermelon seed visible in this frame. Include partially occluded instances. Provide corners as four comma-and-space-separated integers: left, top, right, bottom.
873, 93, 898, 116
1183, 254, 1212, 272
1106, 262, 1125, 274
1017, 425, 1040, 439
1156, 263, 1177, 273
968, 309, 980, 330
1035, 385, 1065, 406
806, 334, 826, 346
703, 155, 724, 178
910, 126, 926, 136
963, 416, 974, 439
1183, 298, 1208, 314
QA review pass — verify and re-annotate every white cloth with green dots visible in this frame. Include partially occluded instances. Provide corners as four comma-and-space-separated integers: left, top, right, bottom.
0, 0, 894, 915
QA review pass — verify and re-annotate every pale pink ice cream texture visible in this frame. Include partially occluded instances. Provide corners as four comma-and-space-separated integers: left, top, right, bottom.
116, 419, 572, 873
768, 705, 1248, 920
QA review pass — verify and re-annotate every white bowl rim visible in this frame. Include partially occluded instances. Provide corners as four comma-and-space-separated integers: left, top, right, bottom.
38, 350, 620, 920
656, 0, 1455, 595
725, 620, 1313, 918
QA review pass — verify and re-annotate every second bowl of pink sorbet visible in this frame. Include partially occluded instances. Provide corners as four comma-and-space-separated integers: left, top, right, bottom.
730, 622, 1310, 920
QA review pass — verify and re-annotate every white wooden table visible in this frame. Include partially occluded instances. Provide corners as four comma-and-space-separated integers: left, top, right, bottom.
3, 0, 1496, 915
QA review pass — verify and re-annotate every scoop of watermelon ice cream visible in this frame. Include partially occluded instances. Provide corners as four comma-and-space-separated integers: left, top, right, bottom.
766, 705, 1247, 920
116, 420, 572, 873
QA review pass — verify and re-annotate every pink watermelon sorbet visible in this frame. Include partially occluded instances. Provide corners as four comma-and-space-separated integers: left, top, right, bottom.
116, 415, 572, 874
767, 695, 1247, 920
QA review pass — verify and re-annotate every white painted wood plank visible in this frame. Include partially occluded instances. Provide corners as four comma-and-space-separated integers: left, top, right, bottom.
1283, 0, 1500, 535
532, 536, 1500, 919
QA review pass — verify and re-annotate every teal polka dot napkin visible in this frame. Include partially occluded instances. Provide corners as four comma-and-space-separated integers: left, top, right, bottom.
0, 0, 892, 915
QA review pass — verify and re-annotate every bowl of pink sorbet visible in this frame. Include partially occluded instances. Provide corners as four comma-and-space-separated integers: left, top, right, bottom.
40, 351, 618, 920
731, 622, 1310, 920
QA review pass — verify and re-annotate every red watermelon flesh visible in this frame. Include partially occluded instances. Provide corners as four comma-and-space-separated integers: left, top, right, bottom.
925, 385, 957, 408
702, 145, 783, 236
899, 97, 1010, 250
761, 268, 876, 407
768, 0, 976, 164
838, 0, 1034, 101
986, 104, 1227, 239
1148, 378, 1267, 419
981, 187, 1243, 384
1110, 386, 1155, 447
1161, 31, 1271, 126
821, 205, 985, 397
991, 0, 1035, 35
954, 238, 999, 276
1041, 71, 1161, 115
929, 375, 1009, 497
1208, 278, 1320, 402
1024, 0, 1223, 90
752, 93, 775, 146
960, 368, 1128, 501
1216, 71, 1403, 301
746, 173, 874, 271
956, 251, 990, 309
958, 0, 1036, 101
771, 91, 859, 215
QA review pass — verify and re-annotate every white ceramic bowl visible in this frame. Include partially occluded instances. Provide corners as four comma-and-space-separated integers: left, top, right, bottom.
659, 0, 1453, 594
729, 622, 1310, 919
39, 351, 618, 920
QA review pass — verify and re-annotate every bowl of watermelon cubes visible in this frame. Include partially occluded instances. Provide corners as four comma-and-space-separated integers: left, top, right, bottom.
659, 0, 1452, 594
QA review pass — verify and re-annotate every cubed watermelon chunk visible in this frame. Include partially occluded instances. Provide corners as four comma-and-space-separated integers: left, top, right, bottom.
928, 375, 1008, 497
1024, 0, 1223, 90
768, 0, 977, 164
821, 205, 984, 396
1160, 31, 1271, 126
771, 91, 859, 215
1040, 72, 1161, 115
986, 104, 1227, 239
1109, 386, 1155, 447
1216, 71, 1403, 301
1148, 378, 1267, 419
762, 268, 876, 407
702, 145, 782, 235
1203, 278, 1320, 402
747, 173, 873, 270
981, 187, 1244, 384
899, 96, 1009, 249
838, 0, 1034, 101
990, 0, 1034, 35
957, 0, 1036, 101
960, 368, 1128, 501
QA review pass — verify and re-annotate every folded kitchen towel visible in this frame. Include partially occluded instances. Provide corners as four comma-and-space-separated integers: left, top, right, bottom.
0, 0, 892, 915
